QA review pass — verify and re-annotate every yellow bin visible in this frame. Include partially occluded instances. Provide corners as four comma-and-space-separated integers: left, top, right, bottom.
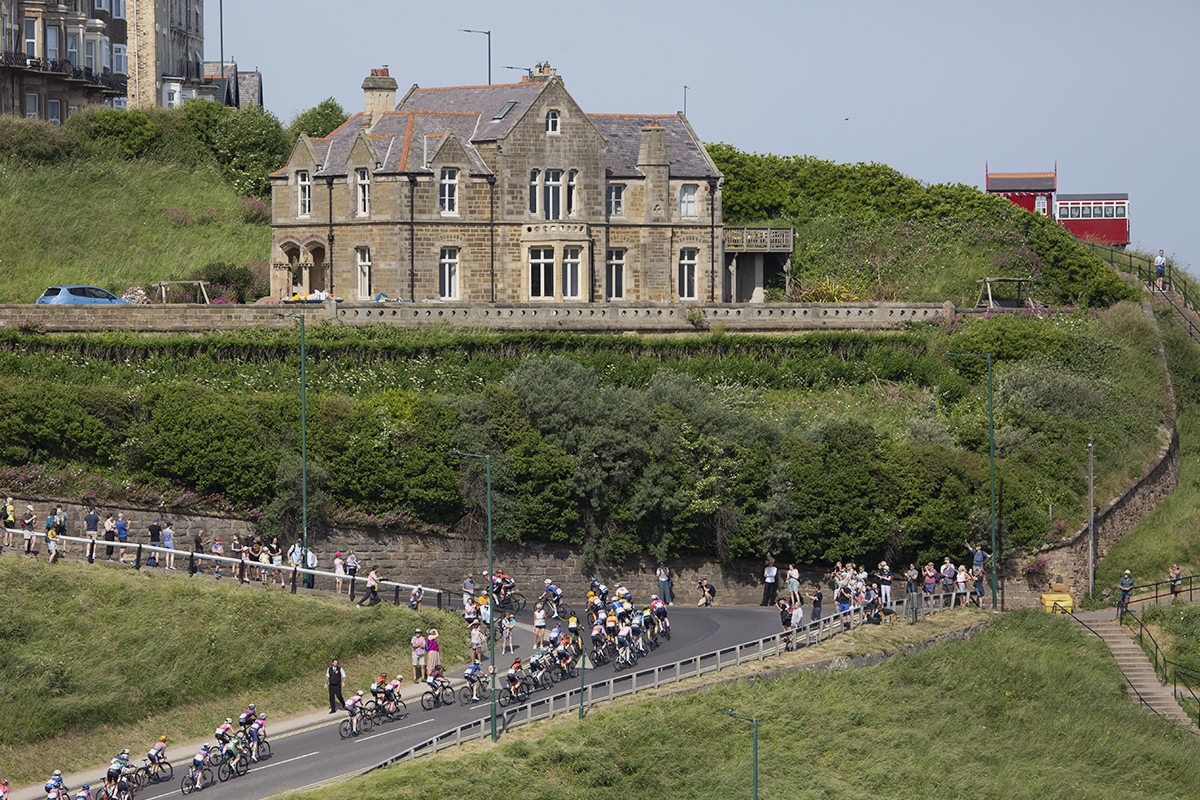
1042, 592, 1073, 613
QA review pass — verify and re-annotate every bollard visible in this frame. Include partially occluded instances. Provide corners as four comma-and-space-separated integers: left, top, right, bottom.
290, 567, 298, 594
86, 536, 96, 564
349, 576, 357, 603
188, 552, 196, 575
135, 544, 143, 570
394, 586, 401, 606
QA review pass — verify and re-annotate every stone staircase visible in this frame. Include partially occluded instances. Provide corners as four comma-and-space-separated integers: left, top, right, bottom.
1073, 612, 1197, 730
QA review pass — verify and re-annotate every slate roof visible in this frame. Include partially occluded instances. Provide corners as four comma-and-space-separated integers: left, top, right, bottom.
1057, 193, 1128, 201
986, 171, 1056, 192
371, 111, 492, 175
237, 71, 263, 108
588, 114, 717, 179
395, 82, 545, 142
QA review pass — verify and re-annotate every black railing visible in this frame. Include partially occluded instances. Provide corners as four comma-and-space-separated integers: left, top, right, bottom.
1121, 573, 1199, 615
1085, 242, 1200, 346
1, 50, 28, 67
1121, 607, 1200, 727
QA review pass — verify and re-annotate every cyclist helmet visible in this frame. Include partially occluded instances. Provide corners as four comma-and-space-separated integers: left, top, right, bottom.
380, 672, 387, 679
160, 736, 168, 741
259, 714, 267, 720
54, 771, 62, 777
82, 786, 89, 791
248, 704, 255, 710
122, 749, 130, 755
473, 658, 481, 664
225, 718, 233, 724
544, 578, 552, 585
651, 594, 658, 600
356, 690, 364, 696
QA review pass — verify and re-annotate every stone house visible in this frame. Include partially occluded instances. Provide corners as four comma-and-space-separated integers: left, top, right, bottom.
268, 63, 731, 305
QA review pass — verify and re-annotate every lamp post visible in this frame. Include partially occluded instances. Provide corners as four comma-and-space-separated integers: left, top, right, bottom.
450, 449, 496, 742
325, 175, 335, 294
707, 177, 719, 303
459, 29, 491, 85
947, 351, 997, 610
277, 312, 308, 587
726, 710, 758, 800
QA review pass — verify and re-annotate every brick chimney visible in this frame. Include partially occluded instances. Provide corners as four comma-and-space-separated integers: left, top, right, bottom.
638, 122, 669, 222
524, 61, 557, 83
362, 67, 397, 128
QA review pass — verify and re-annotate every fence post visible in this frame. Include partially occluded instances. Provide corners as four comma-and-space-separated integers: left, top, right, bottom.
134, 544, 143, 570
290, 566, 298, 594
86, 536, 96, 564
394, 585, 401, 606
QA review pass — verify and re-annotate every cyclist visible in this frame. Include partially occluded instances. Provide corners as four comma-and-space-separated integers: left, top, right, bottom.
106, 751, 133, 797
238, 703, 258, 729
370, 673, 389, 704
498, 569, 516, 598
345, 690, 366, 734
651, 595, 670, 632
641, 604, 657, 637
541, 579, 564, 618
463, 659, 485, 701
566, 612, 580, 637
553, 635, 573, 673
506, 658, 524, 692
421, 665, 441, 693
44, 771, 67, 797
189, 745, 212, 790
73, 785, 91, 800
604, 610, 619, 640
591, 618, 608, 653
614, 582, 632, 604
147, 736, 168, 778
586, 591, 604, 623
547, 621, 563, 649
629, 612, 648, 656
389, 672, 407, 701
617, 618, 634, 662
247, 714, 266, 762
215, 718, 235, 745
589, 577, 610, 605
528, 648, 551, 684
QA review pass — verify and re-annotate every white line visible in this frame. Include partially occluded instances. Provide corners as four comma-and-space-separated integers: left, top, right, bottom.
356, 717, 435, 741
137, 752, 319, 800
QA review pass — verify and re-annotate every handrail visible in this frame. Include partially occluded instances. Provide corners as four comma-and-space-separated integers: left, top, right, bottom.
369, 592, 962, 768
1052, 602, 1178, 723
9, 528, 456, 608
1084, 242, 1200, 346
1121, 573, 1199, 612
1121, 607, 1200, 726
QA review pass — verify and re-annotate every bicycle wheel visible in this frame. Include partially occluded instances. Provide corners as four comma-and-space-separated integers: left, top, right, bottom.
200, 767, 213, 789
459, 686, 474, 705
510, 592, 526, 612
181, 773, 196, 796
158, 761, 174, 782
663, 623, 671, 641
539, 671, 555, 691
497, 688, 513, 708
207, 750, 224, 768
521, 675, 537, 694
440, 685, 456, 706
557, 601, 574, 618
217, 761, 233, 783
566, 664, 579, 679
234, 753, 250, 776
515, 682, 530, 702
256, 741, 271, 760
393, 698, 408, 719
360, 713, 374, 733
339, 719, 353, 739
421, 691, 437, 711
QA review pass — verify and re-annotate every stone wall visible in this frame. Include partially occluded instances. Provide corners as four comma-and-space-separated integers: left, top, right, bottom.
0, 299, 957, 334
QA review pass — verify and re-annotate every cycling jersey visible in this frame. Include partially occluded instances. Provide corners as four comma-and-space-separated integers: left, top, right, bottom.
215, 723, 233, 742
193, 749, 210, 769
248, 719, 265, 742
344, 696, 363, 715
148, 741, 166, 762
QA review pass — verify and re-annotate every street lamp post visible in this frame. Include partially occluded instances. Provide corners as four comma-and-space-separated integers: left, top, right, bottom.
726, 710, 758, 800
278, 312, 308, 589
947, 352, 997, 610
450, 449, 496, 742
459, 29, 491, 85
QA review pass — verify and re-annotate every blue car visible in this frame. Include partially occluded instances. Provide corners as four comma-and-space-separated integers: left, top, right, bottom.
36, 286, 130, 305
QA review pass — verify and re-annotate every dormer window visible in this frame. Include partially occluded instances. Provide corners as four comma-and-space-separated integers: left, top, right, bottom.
545, 110, 559, 134
356, 168, 370, 216
439, 168, 458, 214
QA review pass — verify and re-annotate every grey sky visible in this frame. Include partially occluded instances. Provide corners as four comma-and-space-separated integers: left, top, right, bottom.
208, 0, 1197, 273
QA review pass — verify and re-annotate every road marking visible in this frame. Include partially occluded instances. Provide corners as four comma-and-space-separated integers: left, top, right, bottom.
356, 717, 435, 741
137, 752, 319, 800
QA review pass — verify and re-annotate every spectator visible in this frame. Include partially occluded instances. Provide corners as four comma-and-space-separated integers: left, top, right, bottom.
697, 578, 714, 607
356, 567, 381, 608
427, 627, 442, 672
955, 565, 969, 607
21, 505, 36, 557
325, 659, 346, 714
410, 629, 428, 682
973, 566, 986, 607
148, 517, 163, 549
761, 559, 778, 606
905, 563, 919, 597
966, 541, 992, 573
656, 563, 673, 605
305, 547, 318, 589
1168, 564, 1182, 602
808, 585, 823, 621
162, 521, 177, 570
1117, 570, 1135, 617
470, 621, 485, 662
462, 573, 476, 609
941, 558, 957, 607
191, 528, 211, 575
790, 594, 805, 630
502, 612, 516, 653
923, 562, 938, 607
409, 584, 424, 611
776, 598, 792, 632
2, 496, 14, 548
786, 564, 801, 605
268, 536, 284, 586
1154, 249, 1167, 291
334, 553, 346, 594
115, 512, 129, 563
102, 513, 116, 560
211, 537, 224, 578
875, 562, 892, 606
533, 602, 547, 646
84, 507, 100, 551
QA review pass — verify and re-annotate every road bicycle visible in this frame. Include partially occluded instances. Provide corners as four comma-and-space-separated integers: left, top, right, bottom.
368, 696, 409, 723
495, 591, 526, 614
458, 679, 492, 706
497, 680, 530, 707
338, 711, 374, 739
216, 749, 249, 782
133, 757, 173, 788
179, 765, 214, 795
420, 679, 457, 710
614, 646, 638, 672
550, 660, 580, 682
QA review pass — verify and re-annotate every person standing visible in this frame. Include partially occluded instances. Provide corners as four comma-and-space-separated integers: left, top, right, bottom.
1154, 249, 1167, 291
211, 537, 225, 579
334, 553, 346, 595
21, 505, 37, 556
462, 573, 476, 609
761, 559, 778, 606
115, 512, 129, 563
876, 562, 892, 606
268, 536, 283, 585
786, 564, 801, 605
656, 563, 673, 605
1118, 569, 1135, 617
162, 521, 177, 570
1168, 564, 1182, 602
410, 629, 428, 682
147, 517, 163, 566
325, 659, 346, 713
409, 584, 424, 611
192, 529, 211, 575
83, 507, 100, 553
356, 566, 380, 608
3, 497, 14, 548
808, 585, 823, 622
426, 628, 442, 672
305, 548, 318, 589
102, 513, 116, 560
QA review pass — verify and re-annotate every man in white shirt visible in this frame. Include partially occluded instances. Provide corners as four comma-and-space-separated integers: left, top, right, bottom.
761, 559, 778, 606
1154, 250, 1167, 291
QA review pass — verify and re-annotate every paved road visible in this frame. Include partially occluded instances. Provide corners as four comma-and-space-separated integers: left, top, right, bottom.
18, 601, 782, 800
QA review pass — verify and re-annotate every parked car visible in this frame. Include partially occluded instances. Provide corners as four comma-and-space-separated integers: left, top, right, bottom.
35, 286, 130, 305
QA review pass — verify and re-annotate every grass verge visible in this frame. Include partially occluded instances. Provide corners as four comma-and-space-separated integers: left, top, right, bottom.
0, 557, 466, 784
275, 609, 1200, 800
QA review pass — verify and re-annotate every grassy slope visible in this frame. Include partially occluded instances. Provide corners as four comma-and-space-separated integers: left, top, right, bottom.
0, 159, 270, 303
277, 610, 1199, 800
0, 557, 466, 783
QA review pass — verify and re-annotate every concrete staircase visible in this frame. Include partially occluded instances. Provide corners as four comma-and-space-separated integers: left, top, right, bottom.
1074, 612, 1197, 731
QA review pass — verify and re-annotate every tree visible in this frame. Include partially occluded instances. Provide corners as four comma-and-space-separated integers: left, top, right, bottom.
210, 104, 291, 196
255, 450, 331, 544
288, 98, 349, 141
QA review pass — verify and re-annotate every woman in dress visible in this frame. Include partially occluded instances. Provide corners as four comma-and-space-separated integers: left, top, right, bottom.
955, 565, 969, 607
426, 628, 441, 672
333, 552, 346, 594
786, 564, 801, 605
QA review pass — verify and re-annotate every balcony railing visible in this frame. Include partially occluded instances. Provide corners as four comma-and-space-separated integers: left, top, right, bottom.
0, 53, 127, 93
723, 227, 794, 252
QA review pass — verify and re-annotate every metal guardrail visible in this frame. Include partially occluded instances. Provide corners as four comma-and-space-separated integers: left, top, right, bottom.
1084, 242, 1200, 346
1120, 573, 1199, 615
1121, 607, 1200, 727
372, 592, 961, 768
7, 528, 455, 609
